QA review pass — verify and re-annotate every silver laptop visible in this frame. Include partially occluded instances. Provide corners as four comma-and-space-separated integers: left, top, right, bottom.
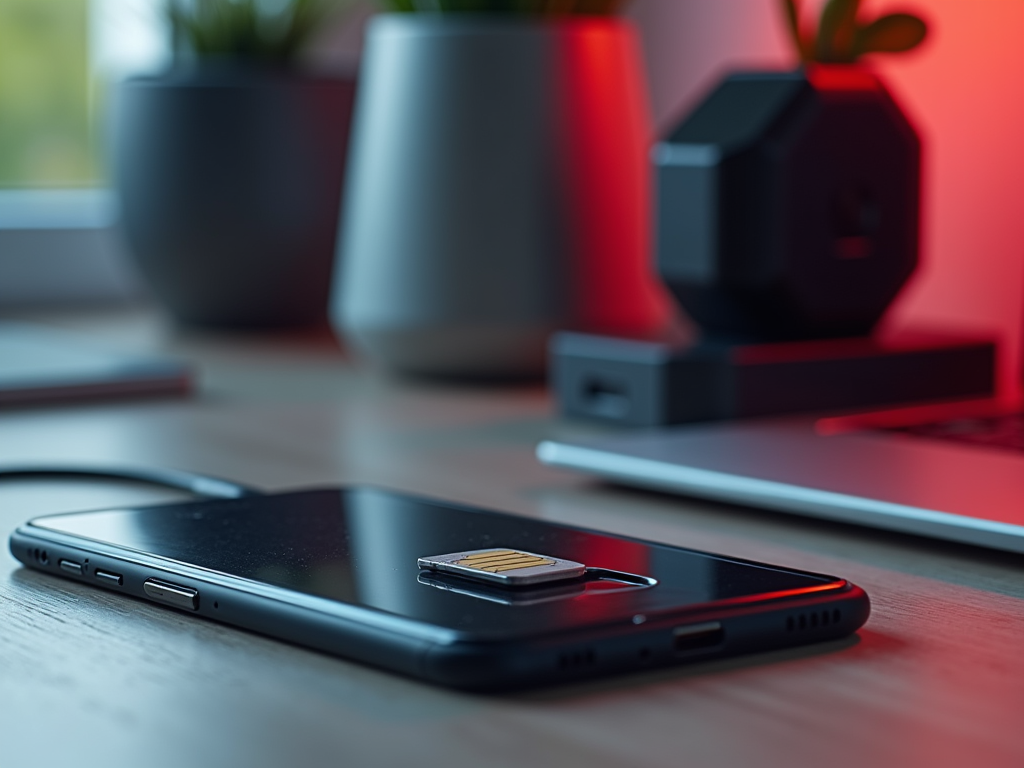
537, 330, 1024, 554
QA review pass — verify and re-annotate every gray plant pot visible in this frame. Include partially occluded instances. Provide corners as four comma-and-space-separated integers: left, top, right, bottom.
115, 66, 356, 329
333, 15, 669, 377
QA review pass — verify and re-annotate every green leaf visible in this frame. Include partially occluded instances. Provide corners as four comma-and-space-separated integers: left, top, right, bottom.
571, 0, 628, 13
816, 0, 861, 63
389, 0, 627, 13
779, 0, 812, 63
168, 0, 349, 63
853, 13, 928, 56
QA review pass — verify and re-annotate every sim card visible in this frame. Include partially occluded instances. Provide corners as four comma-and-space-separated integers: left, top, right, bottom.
417, 548, 586, 587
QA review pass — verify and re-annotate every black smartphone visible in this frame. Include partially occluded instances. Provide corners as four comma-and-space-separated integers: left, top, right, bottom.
9, 487, 869, 690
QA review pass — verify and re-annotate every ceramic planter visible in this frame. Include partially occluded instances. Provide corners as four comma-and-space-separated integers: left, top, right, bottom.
115, 67, 355, 329
333, 15, 668, 377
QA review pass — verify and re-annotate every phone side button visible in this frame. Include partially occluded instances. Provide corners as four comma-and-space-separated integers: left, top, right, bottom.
95, 570, 123, 587
144, 579, 199, 611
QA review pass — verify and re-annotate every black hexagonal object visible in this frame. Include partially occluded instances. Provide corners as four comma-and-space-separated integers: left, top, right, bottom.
655, 68, 920, 341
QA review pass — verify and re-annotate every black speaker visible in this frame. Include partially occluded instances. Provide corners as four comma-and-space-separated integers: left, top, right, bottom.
655, 68, 920, 341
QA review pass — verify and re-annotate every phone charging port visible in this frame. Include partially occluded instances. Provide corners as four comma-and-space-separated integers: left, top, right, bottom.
673, 621, 724, 654
581, 377, 629, 419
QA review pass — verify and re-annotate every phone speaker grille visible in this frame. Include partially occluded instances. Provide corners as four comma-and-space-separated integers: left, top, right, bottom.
557, 648, 596, 670
786, 609, 841, 632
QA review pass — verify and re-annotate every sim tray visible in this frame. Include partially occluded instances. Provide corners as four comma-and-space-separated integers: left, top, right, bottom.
417, 548, 586, 587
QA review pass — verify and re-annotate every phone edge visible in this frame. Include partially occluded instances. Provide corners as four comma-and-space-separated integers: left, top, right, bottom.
10, 526, 870, 691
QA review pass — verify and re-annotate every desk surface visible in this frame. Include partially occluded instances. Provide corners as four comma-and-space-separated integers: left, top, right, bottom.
1, 308, 1022, 768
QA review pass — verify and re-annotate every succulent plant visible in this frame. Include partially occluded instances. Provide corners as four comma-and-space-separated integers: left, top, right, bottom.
385, 0, 626, 14
782, 0, 927, 64
168, 0, 346, 63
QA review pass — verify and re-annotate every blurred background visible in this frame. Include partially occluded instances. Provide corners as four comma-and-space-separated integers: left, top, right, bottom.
1, 0, 1021, 391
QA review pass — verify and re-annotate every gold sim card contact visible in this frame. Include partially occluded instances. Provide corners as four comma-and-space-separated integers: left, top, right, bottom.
417, 548, 586, 587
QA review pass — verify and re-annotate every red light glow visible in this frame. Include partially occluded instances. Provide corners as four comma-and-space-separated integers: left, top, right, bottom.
555, 19, 673, 335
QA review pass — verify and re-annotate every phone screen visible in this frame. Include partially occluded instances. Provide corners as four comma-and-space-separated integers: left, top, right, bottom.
30, 488, 835, 636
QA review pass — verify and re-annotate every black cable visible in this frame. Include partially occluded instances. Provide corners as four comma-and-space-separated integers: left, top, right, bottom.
0, 464, 265, 499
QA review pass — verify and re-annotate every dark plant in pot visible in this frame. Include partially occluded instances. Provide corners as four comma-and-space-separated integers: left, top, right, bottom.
655, 0, 928, 342
116, 0, 357, 329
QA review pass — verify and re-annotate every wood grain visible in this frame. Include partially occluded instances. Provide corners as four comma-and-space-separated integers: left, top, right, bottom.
1, 308, 1022, 768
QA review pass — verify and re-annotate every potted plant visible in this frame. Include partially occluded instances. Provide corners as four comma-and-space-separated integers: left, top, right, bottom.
115, 0, 357, 329
332, 0, 671, 377
653, 0, 929, 342
782, 0, 926, 65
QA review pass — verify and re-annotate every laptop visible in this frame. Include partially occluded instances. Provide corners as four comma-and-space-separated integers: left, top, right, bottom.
537, 326, 1024, 555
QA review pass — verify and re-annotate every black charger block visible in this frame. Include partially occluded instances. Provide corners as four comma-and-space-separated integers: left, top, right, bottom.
552, 330, 996, 427
655, 69, 920, 340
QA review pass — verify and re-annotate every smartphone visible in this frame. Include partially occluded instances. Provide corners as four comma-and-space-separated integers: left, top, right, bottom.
9, 487, 869, 690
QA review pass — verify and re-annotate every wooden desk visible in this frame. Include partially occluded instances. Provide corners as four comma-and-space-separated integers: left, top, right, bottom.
2, 308, 1022, 767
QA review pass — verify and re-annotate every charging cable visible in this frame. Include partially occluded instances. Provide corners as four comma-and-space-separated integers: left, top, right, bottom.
0, 464, 264, 499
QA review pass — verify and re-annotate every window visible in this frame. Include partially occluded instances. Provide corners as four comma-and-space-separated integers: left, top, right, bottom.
0, 0, 168, 306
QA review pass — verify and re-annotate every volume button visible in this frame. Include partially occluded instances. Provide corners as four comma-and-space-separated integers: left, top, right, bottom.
95, 570, 123, 586
59, 560, 83, 576
143, 578, 199, 610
